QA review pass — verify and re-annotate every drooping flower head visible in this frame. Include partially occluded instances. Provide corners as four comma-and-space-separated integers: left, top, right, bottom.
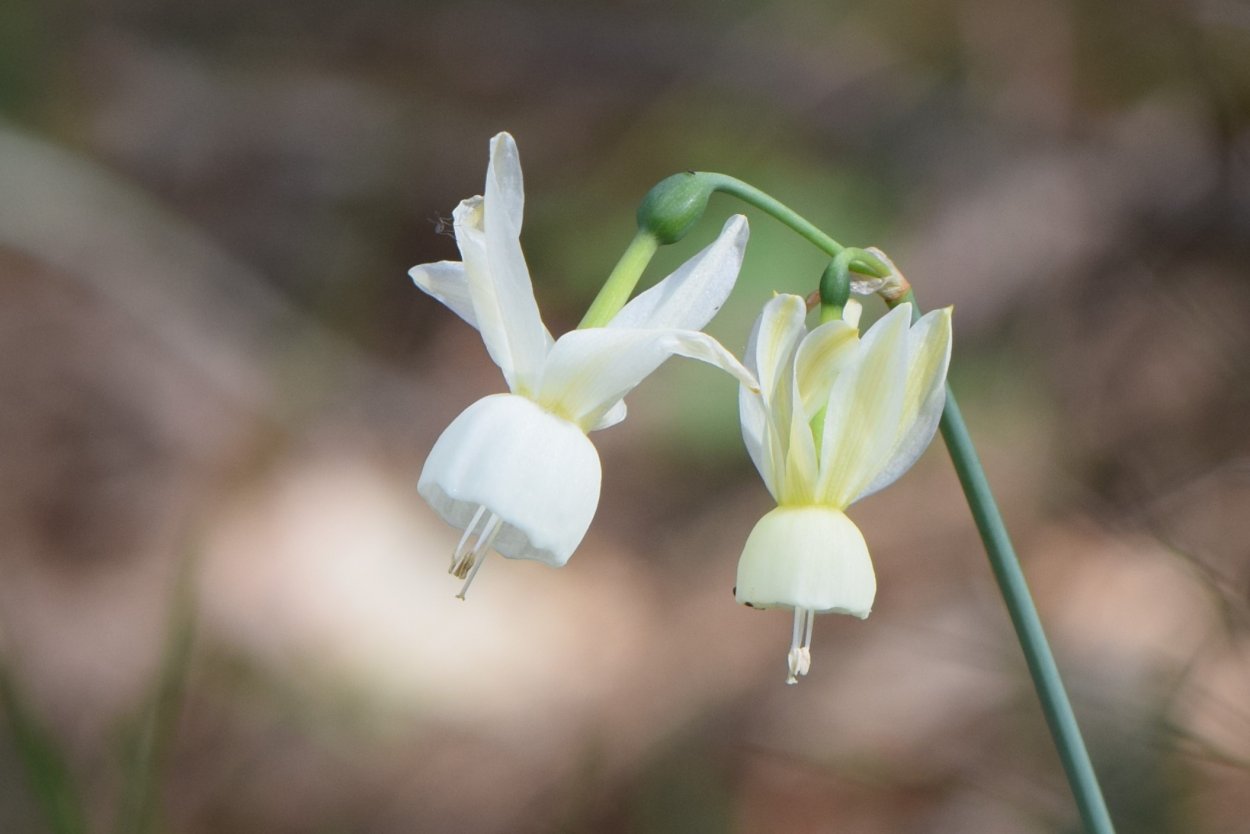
410, 133, 756, 596
736, 294, 952, 682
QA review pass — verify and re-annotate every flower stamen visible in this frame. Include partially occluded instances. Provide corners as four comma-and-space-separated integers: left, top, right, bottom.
452, 505, 488, 571
455, 511, 503, 599
785, 607, 815, 684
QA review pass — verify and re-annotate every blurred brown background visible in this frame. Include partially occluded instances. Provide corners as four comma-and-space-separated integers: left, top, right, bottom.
2, 0, 1249, 832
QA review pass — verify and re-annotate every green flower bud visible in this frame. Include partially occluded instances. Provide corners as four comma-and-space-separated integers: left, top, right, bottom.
819, 251, 853, 311
636, 172, 715, 245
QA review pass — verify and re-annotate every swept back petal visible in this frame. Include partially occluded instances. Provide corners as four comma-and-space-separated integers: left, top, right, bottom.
453, 198, 520, 386
855, 307, 952, 500
485, 133, 525, 236
740, 294, 811, 503
608, 215, 749, 331
744, 294, 807, 415
474, 134, 552, 392
590, 399, 628, 432
455, 184, 552, 392
793, 319, 860, 419
781, 377, 819, 504
815, 304, 911, 507
409, 260, 477, 328
739, 385, 781, 501
538, 327, 756, 431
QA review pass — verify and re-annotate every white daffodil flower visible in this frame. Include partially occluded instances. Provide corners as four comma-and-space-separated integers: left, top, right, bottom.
736, 294, 952, 682
410, 132, 756, 597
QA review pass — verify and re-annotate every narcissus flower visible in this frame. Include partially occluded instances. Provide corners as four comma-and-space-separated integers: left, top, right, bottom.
736, 294, 952, 682
411, 132, 755, 596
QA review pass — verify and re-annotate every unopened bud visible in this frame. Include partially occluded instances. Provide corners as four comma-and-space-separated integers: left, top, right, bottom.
636, 172, 715, 245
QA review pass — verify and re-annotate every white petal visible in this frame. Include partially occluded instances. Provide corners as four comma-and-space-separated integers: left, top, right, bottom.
856, 307, 953, 500
590, 399, 628, 432
418, 393, 600, 567
537, 327, 756, 431
815, 304, 911, 507
735, 506, 875, 616
452, 135, 553, 394
608, 215, 749, 331
486, 132, 525, 236
408, 260, 477, 328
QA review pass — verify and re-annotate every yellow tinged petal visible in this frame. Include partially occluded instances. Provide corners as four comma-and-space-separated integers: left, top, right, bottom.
746, 294, 806, 417
740, 295, 811, 500
793, 320, 860, 419
782, 420, 817, 503
900, 307, 952, 429
855, 306, 953, 500
815, 304, 911, 507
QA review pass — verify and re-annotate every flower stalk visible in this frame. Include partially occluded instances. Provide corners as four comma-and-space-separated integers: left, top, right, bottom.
697, 173, 891, 278
894, 290, 1116, 834
578, 230, 660, 328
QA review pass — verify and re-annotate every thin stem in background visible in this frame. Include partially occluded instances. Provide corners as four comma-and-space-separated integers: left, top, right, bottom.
112, 548, 197, 834
0, 654, 89, 834
933, 384, 1116, 834
899, 290, 1116, 834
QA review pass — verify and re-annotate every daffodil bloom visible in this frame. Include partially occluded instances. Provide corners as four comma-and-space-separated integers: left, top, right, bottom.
736, 294, 952, 682
411, 133, 756, 596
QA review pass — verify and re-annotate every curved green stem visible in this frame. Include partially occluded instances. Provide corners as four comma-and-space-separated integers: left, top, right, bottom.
578, 230, 660, 328
699, 174, 891, 278
896, 289, 1116, 834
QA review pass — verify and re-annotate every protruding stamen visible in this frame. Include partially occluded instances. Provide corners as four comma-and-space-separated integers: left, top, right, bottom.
785, 608, 816, 684
800, 608, 815, 676
456, 513, 502, 600
451, 506, 495, 578
786, 609, 804, 684
452, 505, 488, 571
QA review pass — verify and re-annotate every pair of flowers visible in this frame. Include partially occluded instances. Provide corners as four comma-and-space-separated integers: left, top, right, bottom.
411, 134, 952, 683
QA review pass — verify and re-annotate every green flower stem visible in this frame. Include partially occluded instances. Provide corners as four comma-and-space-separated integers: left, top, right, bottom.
818, 304, 843, 325
578, 230, 660, 328
699, 173, 891, 278
897, 289, 1116, 834
0, 661, 88, 834
113, 547, 197, 834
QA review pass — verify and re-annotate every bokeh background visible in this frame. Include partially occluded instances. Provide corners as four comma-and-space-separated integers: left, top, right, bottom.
2, 0, 1250, 831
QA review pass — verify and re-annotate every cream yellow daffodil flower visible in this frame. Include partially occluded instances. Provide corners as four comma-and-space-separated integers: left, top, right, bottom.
736, 294, 952, 682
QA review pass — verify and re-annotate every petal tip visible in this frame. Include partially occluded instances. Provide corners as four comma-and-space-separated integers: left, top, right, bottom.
723, 213, 750, 240
490, 131, 518, 153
